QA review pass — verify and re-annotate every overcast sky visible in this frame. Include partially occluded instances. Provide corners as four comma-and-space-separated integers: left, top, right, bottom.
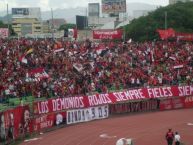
0, 0, 169, 11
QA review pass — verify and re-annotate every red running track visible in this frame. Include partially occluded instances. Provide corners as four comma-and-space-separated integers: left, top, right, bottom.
21, 109, 193, 145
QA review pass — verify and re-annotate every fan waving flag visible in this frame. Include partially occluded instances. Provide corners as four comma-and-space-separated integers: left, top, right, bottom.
53, 41, 64, 53
26, 48, 34, 54
19, 54, 28, 64
19, 48, 34, 64
26, 68, 49, 82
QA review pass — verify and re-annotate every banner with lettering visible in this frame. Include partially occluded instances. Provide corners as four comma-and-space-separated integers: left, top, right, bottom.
33, 96, 89, 115
33, 85, 193, 114
93, 29, 123, 39
67, 105, 109, 125
33, 113, 54, 132
109, 99, 159, 114
32, 112, 66, 132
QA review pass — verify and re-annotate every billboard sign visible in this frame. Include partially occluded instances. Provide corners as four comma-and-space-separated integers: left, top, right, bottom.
76, 15, 88, 30
12, 8, 29, 15
102, 0, 126, 14
88, 3, 100, 17
12, 8, 41, 20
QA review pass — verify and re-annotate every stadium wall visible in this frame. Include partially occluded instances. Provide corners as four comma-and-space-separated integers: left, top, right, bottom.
0, 84, 192, 144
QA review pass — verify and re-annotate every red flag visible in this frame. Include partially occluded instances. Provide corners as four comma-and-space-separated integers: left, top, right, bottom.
157, 28, 175, 40
27, 68, 49, 82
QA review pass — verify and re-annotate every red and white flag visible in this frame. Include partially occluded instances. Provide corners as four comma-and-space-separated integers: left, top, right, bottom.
27, 68, 49, 81
54, 48, 64, 53
19, 54, 28, 64
68, 29, 78, 38
53, 41, 64, 53
173, 64, 184, 69
19, 48, 34, 64
73, 63, 83, 72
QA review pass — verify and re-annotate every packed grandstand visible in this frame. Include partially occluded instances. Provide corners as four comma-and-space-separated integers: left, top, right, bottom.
0, 1, 193, 145
0, 39, 192, 101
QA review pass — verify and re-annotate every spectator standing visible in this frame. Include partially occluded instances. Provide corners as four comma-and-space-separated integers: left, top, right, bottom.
174, 132, 181, 145
165, 129, 174, 145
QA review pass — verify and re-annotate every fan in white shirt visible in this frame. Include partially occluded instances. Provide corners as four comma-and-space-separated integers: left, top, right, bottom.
174, 132, 181, 145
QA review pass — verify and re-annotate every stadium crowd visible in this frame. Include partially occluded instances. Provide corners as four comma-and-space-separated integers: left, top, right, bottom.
0, 38, 192, 101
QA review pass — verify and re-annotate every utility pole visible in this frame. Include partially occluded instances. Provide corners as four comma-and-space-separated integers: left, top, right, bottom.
7, 3, 9, 38
51, 8, 54, 40
165, 11, 167, 30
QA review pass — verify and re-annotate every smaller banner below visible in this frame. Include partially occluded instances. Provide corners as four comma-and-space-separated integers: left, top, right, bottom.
159, 97, 185, 111
67, 105, 109, 125
184, 96, 193, 108
93, 29, 123, 39
33, 114, 54, 131
33, 112, 66, 132
110, 99, 159, 114
0, 28, 9, 38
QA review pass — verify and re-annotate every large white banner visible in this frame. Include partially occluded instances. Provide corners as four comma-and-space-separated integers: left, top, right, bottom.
67, 105, 109, 124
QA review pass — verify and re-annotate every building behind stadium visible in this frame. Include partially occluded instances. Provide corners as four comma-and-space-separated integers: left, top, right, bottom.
12, 8, 42, 36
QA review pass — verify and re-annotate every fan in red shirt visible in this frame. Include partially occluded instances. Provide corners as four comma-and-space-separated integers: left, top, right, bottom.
165, 129, 174, 145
